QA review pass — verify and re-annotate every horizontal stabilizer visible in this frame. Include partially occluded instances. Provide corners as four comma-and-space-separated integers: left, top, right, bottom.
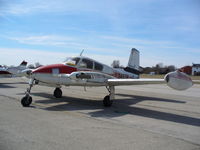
124, 67, 140, 75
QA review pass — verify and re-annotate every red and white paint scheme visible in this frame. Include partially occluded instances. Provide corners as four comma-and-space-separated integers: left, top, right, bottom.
0, 61, 28, 78
21, 48, 193, 107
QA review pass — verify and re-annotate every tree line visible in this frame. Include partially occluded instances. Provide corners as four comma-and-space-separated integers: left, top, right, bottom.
111, 61, 176, 75
142, 63, 176, 74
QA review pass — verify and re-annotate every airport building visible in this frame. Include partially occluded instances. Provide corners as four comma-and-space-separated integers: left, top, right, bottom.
192, 63, 200, 76
180, 63, 200, 76
180, 66, 192, 75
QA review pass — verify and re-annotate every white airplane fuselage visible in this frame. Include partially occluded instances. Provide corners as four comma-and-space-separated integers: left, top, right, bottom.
32, 56, 139, 87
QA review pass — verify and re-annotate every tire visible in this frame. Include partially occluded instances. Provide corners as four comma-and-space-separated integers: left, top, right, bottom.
21, 96, 32, 107
54, 88, 62, 98
103, 95, 113, 107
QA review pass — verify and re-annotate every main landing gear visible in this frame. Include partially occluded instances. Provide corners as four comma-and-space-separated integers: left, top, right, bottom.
21, 79, 34, 107
53, 88, 62, 98
103, 86, 115, 107
21, 80, 114, 107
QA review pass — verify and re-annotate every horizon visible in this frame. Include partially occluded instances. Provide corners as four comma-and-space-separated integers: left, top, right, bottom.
0, 0, 199, 68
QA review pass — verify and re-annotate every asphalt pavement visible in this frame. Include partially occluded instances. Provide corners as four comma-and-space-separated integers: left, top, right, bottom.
0, 77, 200, 150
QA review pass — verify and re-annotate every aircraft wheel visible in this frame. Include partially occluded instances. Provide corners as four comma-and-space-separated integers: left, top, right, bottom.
21, 96, 32, 107
103, 95, 113, 107
54, 88, 62, 98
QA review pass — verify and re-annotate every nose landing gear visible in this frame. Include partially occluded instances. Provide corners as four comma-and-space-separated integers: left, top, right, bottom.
21, 96, 32, 107
21, 79, 34, 107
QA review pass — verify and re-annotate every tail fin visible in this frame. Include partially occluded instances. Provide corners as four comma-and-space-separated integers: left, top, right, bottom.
19, 61, 27, 67
124, 48, 140, 76
128, 48, 140, 70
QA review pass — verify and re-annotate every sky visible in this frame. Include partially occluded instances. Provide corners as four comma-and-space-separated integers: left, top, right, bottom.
0, 0, 199, 68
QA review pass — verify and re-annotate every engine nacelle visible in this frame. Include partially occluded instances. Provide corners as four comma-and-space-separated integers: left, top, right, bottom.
21, 69, 33, 77
164, 71, 193, 90
69, 72, 92, 80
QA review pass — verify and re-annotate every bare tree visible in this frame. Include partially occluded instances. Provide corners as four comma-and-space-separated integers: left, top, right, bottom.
28, 64, 35, 69
167, 65, 176, 72
111, 60, 120, 68
142, 63, 176, 74
35, 62, 42, 68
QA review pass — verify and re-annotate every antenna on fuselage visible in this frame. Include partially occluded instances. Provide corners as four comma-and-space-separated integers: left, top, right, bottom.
80, 49, 84, 56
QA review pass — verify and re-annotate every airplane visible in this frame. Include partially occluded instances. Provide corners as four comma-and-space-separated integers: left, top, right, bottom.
20, 48, 193, 107
0, 61, 29, 78
0, 65, 12, 78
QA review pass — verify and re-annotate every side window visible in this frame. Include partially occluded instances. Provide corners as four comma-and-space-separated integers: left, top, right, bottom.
52, 68, 59, 74
80, 59, 93, 69
94, 62, 103, 71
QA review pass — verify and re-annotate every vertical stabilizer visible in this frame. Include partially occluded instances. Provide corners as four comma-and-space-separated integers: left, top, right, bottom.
128, 48, 140, 70
124, 48, 140, 78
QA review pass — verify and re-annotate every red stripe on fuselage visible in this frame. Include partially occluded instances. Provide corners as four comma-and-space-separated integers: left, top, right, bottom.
33, 64, 77, 74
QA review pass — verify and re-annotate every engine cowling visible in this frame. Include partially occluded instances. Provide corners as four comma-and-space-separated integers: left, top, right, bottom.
19, 69, 33, 77
164, 71, 193, 90
69, 72, 92, 80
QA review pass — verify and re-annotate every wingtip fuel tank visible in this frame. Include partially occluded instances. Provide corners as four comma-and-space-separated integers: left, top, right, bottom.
164, 71, 193, 90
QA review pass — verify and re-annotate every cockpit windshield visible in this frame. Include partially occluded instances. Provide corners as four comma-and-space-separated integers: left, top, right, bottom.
64, 57, 80, 66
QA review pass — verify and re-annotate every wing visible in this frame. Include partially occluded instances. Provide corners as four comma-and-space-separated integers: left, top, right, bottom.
107, 71, 193, 91
107, 78, 165, 86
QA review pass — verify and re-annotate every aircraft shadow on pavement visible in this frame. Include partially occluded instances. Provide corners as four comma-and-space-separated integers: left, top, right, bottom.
115, 93, 186, 104
0, 84, 16, 88
0, 82, 27, 85
30, 92, 200, 127
0, 82, 27, 88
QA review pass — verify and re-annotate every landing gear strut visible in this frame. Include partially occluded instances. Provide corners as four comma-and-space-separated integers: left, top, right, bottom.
21, 79, 34, 107
103, 86, 115, 107
54, 88, 62, 98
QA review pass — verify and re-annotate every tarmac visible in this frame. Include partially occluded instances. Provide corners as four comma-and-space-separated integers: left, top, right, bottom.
0, 77, 200, 150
